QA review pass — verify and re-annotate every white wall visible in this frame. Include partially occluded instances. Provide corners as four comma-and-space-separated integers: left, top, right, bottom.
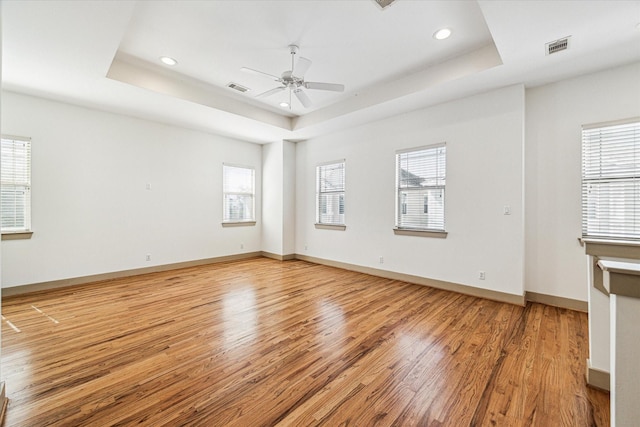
525, 61, 640, 374
525, 61, 640, 302
1, 91, 262, 287
261, 141, 283, 255
261, 140, 296, 257
4, 61, 638, 302
611, 294, 640, 426
0, 9, 4, 383
282, 141, 296, 255
296, 85, 525, 297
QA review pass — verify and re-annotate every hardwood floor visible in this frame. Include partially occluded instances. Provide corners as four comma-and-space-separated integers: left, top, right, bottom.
1, 257, 608, 426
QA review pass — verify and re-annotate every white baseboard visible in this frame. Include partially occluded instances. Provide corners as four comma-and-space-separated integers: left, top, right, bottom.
3, 253, 590, 316
586, 359, 610, 391
262, 252, 296, 261
294, 254, 525, 306
2, 252, 263, 297
525, 291, 588, 312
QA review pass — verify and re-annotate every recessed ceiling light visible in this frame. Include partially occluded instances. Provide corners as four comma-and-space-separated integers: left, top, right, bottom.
159, 56, 178, 66
279, 102, 290, 108
433, 28, 452, 40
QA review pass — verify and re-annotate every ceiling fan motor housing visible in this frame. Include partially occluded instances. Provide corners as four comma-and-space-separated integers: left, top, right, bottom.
281, 70, 304, 88
243, 44, 344, 108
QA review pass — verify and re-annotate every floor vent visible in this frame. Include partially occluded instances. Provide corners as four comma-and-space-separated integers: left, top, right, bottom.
372, 0, 396, 10
546, 37, 570, 55
227, 82, 250, 93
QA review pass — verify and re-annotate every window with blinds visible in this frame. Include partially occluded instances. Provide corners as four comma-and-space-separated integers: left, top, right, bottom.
223, 164, 255, 222
582, 119, 640, 240
1, 136, 32, 233
316, 161, 345, 225
396, 144, 446, 231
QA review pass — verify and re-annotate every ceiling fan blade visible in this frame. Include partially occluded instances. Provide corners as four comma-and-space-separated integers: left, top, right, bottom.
294, 88, 312, 108
241, 67, 281, 82
256, 86, 286, 98
292, 57, 312, 78
304, 82, 345, 92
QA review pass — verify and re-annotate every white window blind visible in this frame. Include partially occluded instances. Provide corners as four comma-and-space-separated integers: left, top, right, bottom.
316, 161, 345, 225
396, 144, 446, 231
1, 136, 32, 233
223, 164, 255, 222
582, 119, 640, 240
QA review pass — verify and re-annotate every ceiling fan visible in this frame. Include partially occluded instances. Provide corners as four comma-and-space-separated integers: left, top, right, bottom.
241, 44, 345, 109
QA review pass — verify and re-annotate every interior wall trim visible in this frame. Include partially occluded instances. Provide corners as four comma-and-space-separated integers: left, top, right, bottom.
1, 252, 263, 297
525, 291, 588, 312
294, 254, 526, 306
3, 253, 588, 314
586, 359, 611, 392
262, 252, 296, 261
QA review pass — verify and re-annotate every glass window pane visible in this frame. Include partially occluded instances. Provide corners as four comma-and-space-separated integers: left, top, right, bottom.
316, 161, 345, 225
396, 145, 446, 231
582, 121, 640, 240
1, 137, 31, 232
318, 192, 345, 225
224, 194, 254, 221
223, 165, 255, 222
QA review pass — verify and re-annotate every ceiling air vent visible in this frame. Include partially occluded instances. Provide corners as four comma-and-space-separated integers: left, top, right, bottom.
546, 36, 570, 55
372, 0, 397, 10
227, 82, 250, 93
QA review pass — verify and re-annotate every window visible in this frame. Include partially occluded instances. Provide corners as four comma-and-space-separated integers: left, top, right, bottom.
396, 144, 446, 231
223, 164, 255, 223
316, 161, 345, 225
1, 135, 32, 234
582, 119, 640, 241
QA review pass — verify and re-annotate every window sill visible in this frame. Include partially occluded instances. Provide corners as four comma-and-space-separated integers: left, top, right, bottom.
582, 237, 640, 259
315, 223, 346, 231
582, 238, 640, 298
393, 228, 447, 238
221, 221, 256, 227
598, 259, 640, 299
2, 231, 33, 240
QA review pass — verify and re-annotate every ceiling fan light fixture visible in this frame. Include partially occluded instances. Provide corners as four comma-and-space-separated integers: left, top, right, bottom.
243, 45, 345, 109
159, 56, 178, 66
433, 28, 452, 40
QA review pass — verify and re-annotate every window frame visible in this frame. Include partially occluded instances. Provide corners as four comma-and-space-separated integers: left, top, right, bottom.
1, 135, 33, 240
394, 143, 447, 237
222, 163, 256, 226
315, 160, 346, 229
581, 118, 640, 241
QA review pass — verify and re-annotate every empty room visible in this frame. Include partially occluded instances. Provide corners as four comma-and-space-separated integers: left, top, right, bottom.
1, 1, 639, 426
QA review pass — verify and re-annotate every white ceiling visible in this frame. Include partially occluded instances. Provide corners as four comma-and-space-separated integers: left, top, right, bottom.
2, 1, 640, 144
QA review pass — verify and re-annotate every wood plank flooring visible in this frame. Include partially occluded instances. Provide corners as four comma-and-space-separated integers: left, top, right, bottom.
1, 257, 609, 426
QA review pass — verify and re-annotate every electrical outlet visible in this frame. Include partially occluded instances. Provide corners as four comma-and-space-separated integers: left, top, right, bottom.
146, 183, 151, 190
503, 205, 511, 215
240, 243, 244, 249
304, 244, 308, 251
379, 256, 384, 264
479, 271, 485, 280
146, 254, 151, 262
